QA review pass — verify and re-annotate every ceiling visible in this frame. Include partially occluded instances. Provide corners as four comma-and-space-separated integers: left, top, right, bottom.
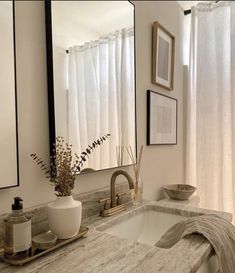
52, 1, 134, 48
177, 1, 214, 11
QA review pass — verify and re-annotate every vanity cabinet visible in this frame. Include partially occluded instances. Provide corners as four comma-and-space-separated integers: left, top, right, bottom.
197, 255, 218, 273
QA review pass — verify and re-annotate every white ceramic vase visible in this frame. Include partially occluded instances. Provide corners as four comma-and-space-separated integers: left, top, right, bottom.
47, 196, 82, 239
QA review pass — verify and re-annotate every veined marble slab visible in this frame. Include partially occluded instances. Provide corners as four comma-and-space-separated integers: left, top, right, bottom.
0, 182, 132, 249
0, 200, 232, 273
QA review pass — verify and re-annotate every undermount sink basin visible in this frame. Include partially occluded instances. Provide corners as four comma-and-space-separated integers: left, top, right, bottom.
97, 206, 187, 246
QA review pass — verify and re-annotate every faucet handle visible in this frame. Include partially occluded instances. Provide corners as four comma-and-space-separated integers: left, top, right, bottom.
98, 197, 110, 210
116, 192, 126, 205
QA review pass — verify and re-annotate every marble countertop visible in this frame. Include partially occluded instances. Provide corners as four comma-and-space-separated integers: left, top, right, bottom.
0, 200, 232, 273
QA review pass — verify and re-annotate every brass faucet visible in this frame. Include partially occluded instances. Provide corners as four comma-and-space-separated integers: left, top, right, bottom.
99, 170, 134, 217
110, 170, 134, 207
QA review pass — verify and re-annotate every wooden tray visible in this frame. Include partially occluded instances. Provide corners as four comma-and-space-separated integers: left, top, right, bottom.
1, 226, 89, 266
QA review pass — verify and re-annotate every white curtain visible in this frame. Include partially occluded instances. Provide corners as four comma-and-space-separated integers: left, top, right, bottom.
186, 1, 235, 214
68, 28, 135, 170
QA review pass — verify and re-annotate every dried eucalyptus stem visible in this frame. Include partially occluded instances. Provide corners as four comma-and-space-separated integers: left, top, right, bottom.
31, 134, 110, 196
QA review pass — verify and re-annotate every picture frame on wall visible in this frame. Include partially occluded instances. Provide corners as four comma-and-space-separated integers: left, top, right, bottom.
152, 21, 175, 90
147, 90, 177, 145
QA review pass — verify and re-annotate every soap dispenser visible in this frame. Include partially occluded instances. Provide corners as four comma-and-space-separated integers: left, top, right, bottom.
3, 197, 32, 260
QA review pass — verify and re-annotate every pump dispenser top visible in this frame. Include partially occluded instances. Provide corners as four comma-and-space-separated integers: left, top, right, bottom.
12, 197, 23, 210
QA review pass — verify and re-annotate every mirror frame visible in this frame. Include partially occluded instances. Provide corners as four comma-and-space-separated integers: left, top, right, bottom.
0, 0, 19, 190
44, 0, 137, 174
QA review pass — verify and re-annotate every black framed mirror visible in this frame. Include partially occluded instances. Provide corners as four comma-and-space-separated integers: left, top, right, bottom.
0, 0, 19, 189
45, 0, 137, 173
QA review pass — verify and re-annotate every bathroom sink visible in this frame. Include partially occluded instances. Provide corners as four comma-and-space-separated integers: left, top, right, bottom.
96, 206, 187, 246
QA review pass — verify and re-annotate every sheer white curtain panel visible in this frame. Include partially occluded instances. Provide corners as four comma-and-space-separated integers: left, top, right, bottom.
186, 1, 235, 214
68, 28, 135, 170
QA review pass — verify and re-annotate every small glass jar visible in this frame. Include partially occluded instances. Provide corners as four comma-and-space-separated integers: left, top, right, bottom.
132, 176, 143, 203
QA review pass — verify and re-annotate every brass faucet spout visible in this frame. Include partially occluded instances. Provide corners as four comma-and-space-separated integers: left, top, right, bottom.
110, 170, 134, 208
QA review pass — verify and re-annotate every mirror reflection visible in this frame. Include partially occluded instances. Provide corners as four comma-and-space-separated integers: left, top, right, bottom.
0, 1, 18, 188
51, 1, 136, 172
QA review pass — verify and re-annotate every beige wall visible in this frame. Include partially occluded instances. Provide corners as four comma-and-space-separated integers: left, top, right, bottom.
134, 1, 186, 200
0, 1, 186, 213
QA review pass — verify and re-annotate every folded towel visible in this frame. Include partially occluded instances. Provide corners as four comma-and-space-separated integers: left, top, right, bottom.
155, 214, 235, 273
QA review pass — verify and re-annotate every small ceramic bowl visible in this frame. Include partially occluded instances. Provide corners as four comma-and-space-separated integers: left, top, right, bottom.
32, 232, 57, 250
163, 184, 196, 200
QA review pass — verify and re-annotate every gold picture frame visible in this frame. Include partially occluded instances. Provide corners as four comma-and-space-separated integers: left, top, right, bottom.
152, 21, 175, 90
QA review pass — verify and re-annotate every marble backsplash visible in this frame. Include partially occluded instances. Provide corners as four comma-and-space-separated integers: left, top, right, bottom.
0, 182, 132, 249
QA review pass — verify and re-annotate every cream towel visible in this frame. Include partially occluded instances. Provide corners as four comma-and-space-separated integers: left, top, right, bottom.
155, 214, 235, 273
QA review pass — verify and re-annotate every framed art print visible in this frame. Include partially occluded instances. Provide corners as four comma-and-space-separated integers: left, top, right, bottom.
152, 21, 175, 90
147, 90, 177, 145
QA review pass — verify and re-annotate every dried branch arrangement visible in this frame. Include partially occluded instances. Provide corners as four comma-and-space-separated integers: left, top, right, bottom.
126, 145, 144, 189
31, 134, 110, 196
116, 145, 124, 166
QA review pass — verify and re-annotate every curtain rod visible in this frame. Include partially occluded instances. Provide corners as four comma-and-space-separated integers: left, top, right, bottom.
184, 0, 221, 15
